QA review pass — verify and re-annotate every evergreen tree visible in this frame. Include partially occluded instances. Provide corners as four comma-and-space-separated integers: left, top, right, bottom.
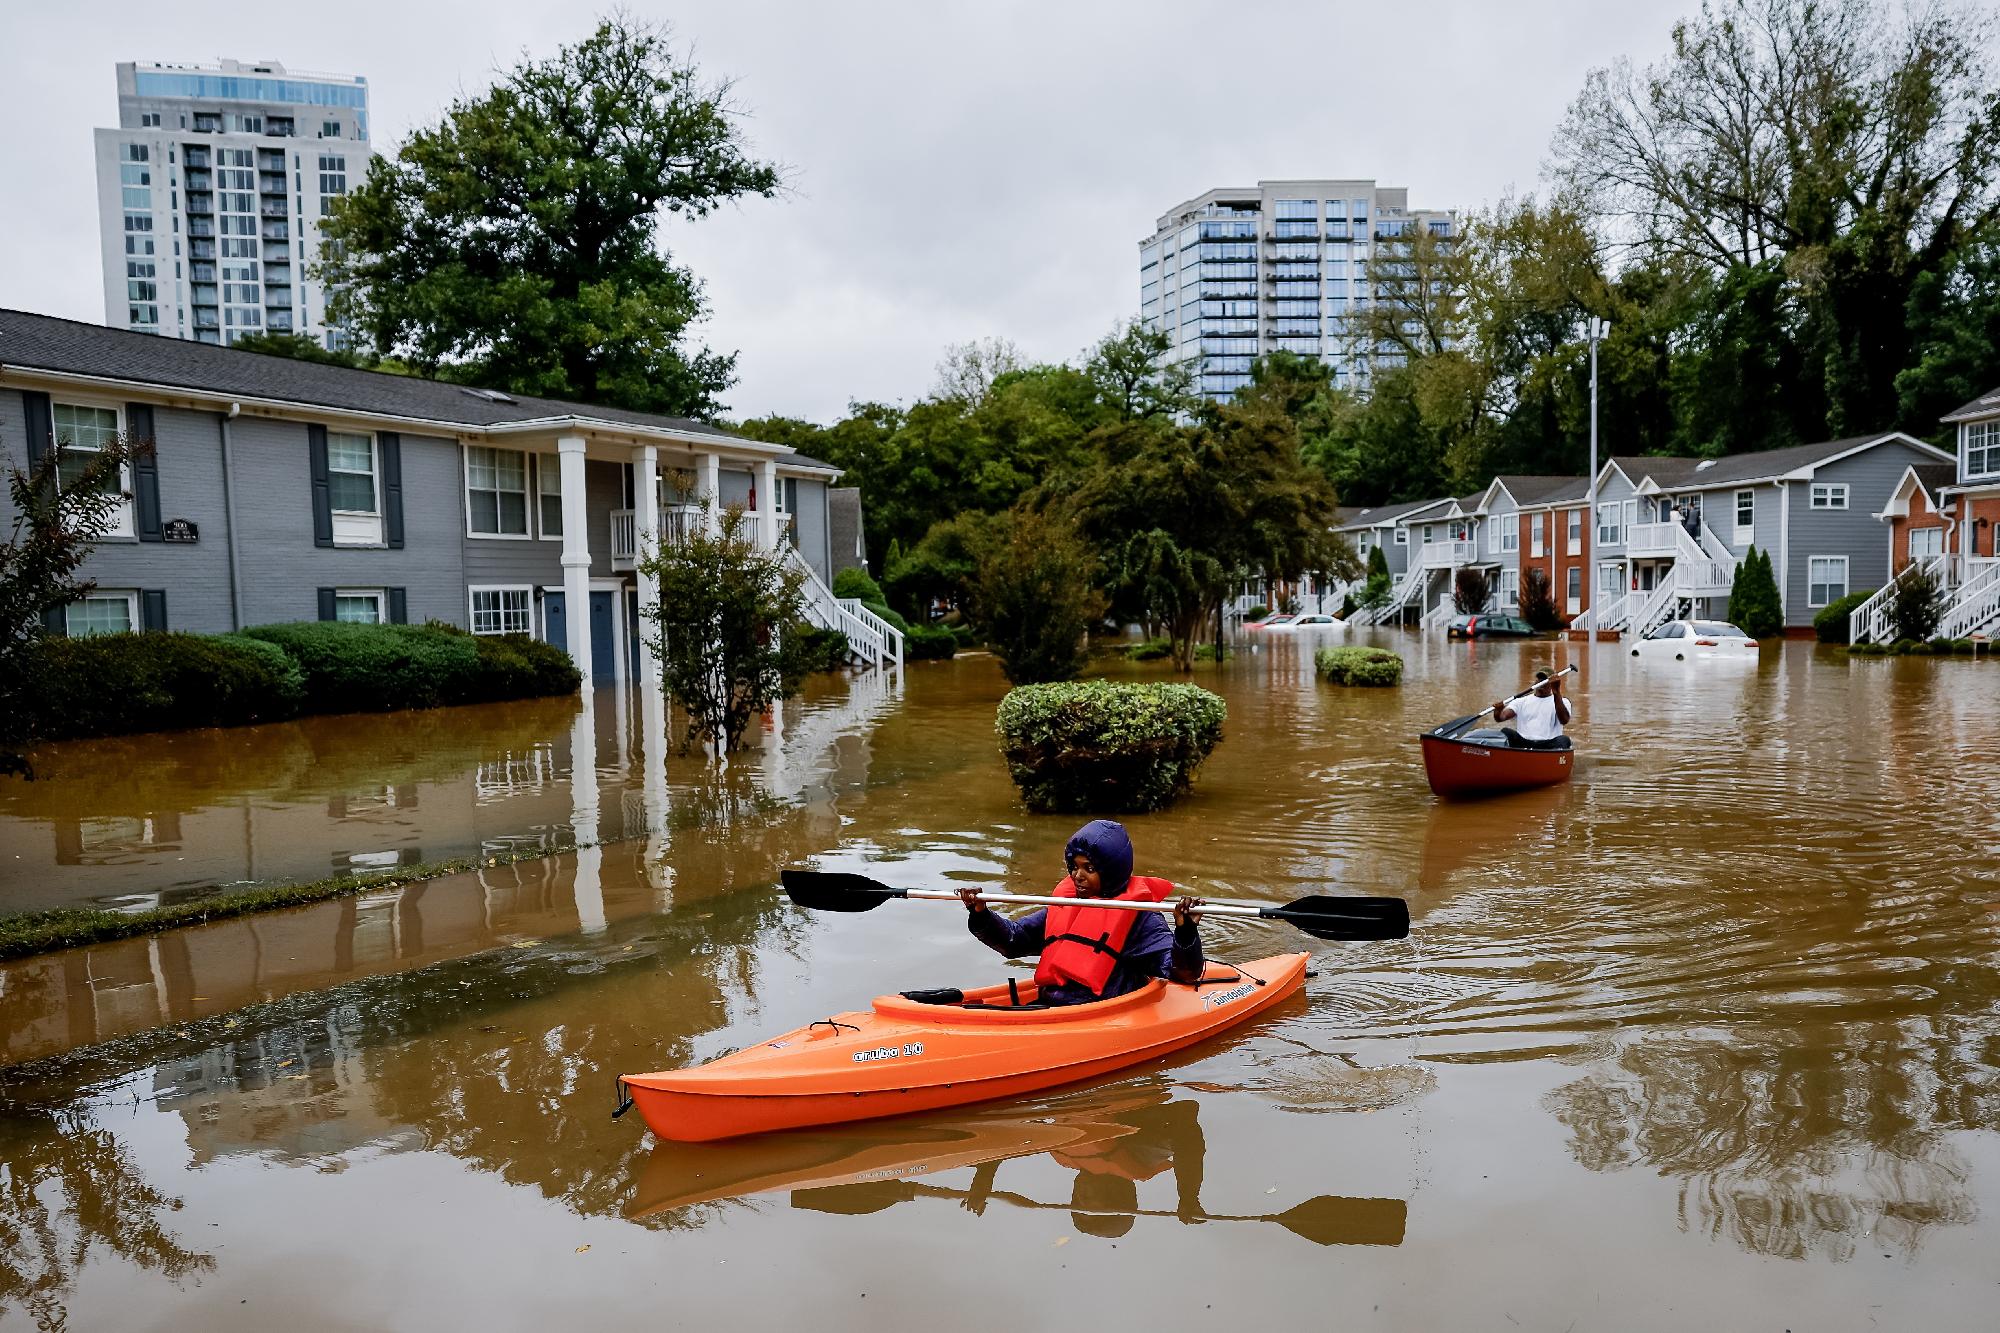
1728, 547, 1783, 639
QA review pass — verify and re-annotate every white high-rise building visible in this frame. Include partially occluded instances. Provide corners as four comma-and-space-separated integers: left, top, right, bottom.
93, 59, 372, 347
1139, 179, 1453, 400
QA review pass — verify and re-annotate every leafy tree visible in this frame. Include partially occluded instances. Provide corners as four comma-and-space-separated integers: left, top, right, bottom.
1728, 547, 1783, 639
1084, 321, 1196, 423
933, 337, 1023, 405
1897, 235, 2000, 431
1453, 567, 1493, 614
1889, 564, 1948, 643
974, 509, 1105, 685
2, 430, 145, 774
318, 18, 779, 415
637, 508, 806, 755
1518, 566, 1562, 630
1358, 545, 1393, 612
229, 330, 409, 372
883, 511, 1005, 620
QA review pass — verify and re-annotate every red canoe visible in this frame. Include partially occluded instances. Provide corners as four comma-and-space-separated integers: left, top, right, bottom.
1418, 731, 1575, 798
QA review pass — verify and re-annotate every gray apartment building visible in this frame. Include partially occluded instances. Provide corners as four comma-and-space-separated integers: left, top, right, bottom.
0, 309, 898, 683
94, 59, 372, 348
1138, 179, 1454, 400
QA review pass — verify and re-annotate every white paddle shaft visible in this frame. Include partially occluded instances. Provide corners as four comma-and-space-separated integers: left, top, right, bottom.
1473, 663, 1576, 722
905, 887, 1264, 921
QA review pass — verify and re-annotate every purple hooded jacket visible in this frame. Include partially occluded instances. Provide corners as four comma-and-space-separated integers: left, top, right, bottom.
967, 819, 1204, 1005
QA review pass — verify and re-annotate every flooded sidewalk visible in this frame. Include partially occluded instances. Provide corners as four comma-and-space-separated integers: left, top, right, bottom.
4, 637, 2000, 1330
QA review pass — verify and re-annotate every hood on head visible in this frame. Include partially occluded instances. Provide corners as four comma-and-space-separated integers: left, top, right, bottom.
1064, 819, 1134, 894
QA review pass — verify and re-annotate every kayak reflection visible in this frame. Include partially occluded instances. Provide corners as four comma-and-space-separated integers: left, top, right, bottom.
630, 1085, 1405, 1247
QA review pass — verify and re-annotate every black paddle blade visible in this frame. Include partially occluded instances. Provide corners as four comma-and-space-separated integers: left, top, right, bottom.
1267, 895, 1410, 941
1431, 714, 1484, 739
779, 869, 905, 913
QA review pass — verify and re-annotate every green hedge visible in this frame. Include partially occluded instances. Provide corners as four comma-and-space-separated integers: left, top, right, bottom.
995, 680, 1225, 813
1812, 589, 1874, 644
1315, 646, 1404, 687
832, 567, 885, 603
1125, 637, 1173, 661
25, 632, 306, 740
904, 624, 958, 660
238, 622, 580, 712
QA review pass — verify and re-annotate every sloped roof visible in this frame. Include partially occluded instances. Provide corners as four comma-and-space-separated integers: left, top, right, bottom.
1942, 385, 2000, 423
1335, 495, 1455, 529
0, 307, 762, 450
1911, 462, 1957, 499
1608, 433, 1942, 490
1490, 474, 1587, 506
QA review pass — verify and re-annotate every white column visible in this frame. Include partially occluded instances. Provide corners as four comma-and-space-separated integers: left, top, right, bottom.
700, 452, 722, 536
558, 435, 592, 684
640, 684, 673, 910
633, 444, 661, 683
757, 458, 780, 549
568, 694, 605, 935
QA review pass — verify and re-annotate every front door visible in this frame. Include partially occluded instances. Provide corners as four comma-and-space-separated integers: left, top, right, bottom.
544, 591, 567, 652
589, 590, 615, 680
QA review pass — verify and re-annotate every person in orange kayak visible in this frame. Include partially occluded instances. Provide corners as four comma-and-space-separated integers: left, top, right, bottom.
959, 819, 1204, 1006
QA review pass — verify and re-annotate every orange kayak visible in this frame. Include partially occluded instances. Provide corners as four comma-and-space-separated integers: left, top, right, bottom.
619, 952, 1311, 1142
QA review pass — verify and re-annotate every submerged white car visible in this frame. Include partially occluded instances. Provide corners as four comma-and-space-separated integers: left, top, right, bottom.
1630, 619, 1761, 660
1262, 612, 1345, 634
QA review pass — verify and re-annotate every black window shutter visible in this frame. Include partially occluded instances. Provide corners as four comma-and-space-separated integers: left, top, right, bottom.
22, 391, 53, 469
42, 603, 67, 634
308, 424, 333, 548
129, 403, 163, 541
317, 587, 337, 621
380, 432, 404, 549
387, 587, 408, 624
140, 589, 168, 631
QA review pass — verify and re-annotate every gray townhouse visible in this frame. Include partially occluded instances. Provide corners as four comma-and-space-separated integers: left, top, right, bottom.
1574, 433, 1952, 637
1337, 496, 1456, 625
0, 309, 896, 682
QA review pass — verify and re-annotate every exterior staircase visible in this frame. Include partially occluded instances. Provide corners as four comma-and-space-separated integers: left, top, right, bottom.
1352, 565, 1428, 626
1847, 554, 1954, 645
1940, 562, 2000, 641
785, 547, 904, 671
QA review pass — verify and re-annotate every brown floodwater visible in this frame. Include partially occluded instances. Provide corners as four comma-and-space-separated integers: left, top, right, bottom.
4, 634, 1999, 1331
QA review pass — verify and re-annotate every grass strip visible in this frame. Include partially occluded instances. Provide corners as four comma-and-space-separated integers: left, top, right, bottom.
0, 841, 604, 963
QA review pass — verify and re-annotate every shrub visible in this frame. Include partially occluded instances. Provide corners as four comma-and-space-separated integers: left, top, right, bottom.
781, 624, 851, 686
1125, 637, 1173, 661
1889, 638, 1926, 655
1315, 645, 1404, 687
1951, 638, 1979, 655
995, 680, 1225, 813
1813, 589, 1873, 644
1846, 641, 1888, 656
903, 624, 958, 660
1929, 636, 1955, 655
1243, 604, 1269, 623
1890, 565, 1947, 643
1518, 567, 1562, 631
1452, 567, 1492, 614
242, 621, 481, 712
975, 509, 1106, 685
24, 631, 305, 741
1728, 547, 1784, 639
948, 623, 981, 648
1193, 642, 1231, 662
1358, 570, 1391, 611
832, 567, 885, 603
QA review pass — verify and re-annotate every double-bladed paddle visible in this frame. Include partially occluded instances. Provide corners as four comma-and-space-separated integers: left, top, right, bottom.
780, 869, 1409, 942
1432, 662, 1577, 739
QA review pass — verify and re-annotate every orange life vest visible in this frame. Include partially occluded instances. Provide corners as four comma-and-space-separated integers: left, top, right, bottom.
1034, 875, 1176, 996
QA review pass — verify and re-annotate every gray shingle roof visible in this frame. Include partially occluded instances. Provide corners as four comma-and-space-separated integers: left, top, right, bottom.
1911, 462, 1957, 499
1608, 434, 1936, 490
1337, 495, 1455, 528
1942, 385, 2000, 423
1491, 475, 1587, 506
0, 307, 757, 446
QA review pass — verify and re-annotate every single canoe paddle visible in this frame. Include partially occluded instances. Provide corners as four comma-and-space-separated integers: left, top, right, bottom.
780, 869, 1409, 942
792, 1178, 1408, 1247
1432, 663, 1577, 739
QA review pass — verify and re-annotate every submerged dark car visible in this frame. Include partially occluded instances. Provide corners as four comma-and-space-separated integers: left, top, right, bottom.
1445, 613, 1538, 639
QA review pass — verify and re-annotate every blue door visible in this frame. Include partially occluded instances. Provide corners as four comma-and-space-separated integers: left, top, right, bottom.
588, 590, 616, 680
544, 591, 566, 652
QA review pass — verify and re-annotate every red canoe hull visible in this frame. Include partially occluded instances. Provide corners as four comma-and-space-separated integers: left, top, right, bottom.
1419, 733, 1575, 797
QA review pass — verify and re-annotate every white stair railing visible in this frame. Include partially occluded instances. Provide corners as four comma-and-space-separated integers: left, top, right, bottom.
1575, 592, 1627, 632
1939, 562, 2000, 641
1422, 599, 1456, 628
784, 548, 901, 671
837, 598, 905, 670
1672, 525, 1737, 596
1627, 577, 1682, 638
1357, 565, 1428, 624
1849, 553, 1952, 645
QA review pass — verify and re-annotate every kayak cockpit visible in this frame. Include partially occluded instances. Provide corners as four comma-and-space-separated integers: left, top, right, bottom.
872, 975, 1173, 1024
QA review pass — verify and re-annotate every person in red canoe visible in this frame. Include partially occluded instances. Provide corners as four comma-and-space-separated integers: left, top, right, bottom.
959, 819, 1204, 1006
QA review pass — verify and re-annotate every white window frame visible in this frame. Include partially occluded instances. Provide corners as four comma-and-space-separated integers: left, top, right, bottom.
1530, 512, 1545, 558
1596, 503, 1622, 546
1964, 420, 2000, 480
1565, 565, 1581, 614
1393, 526, 1407, 545
1809, 482, 1849, 511
333, 588, 384, 624
1499, 520, 1518, 553
1499, 568, 1519, 607
536, 455, 564, 540
1566, 508, 1582, 555
1807, 555, 1848, 608
469, 585, 534, 635
464, 446, 532, 539
326, 429, 382, 547
1734, 489, 1755, 543
1908, 526, 1944, 562
51, 398, 135, 538
65, 590, 139, 637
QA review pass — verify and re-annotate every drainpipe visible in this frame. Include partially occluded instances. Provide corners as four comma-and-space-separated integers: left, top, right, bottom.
220, 402, 245, 630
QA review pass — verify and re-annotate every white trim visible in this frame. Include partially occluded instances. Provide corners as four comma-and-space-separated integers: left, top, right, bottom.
468, 584, 534, 635
1806, 554, 1849, 608
50, 395, 135, 538
534, 452, 564, 542
326, 427, 384, 547
1809, 482, 1849, 511
463, 443, 534, 540
1777, 480, 1791, 617
65, 589, 139, 637
332, 587, 385, 624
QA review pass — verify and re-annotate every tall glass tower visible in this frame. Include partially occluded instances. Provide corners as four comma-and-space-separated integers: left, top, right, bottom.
1138, 179, 1453, 400
93, 59, 372, 348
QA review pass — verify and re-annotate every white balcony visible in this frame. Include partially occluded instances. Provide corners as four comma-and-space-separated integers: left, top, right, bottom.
1418, 539, 1478, 570
610, 504, 707, 570
1626, 521, 1680, 558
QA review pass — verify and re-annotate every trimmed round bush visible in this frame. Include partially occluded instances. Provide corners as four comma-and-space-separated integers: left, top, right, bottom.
781, 624, 851, 684
904, 624, 958, 660
1846, 641, 1889, 656
1315, 645, 1404, 687
464, 630, 583, 701
1812, 589, 1873, 644
832, 567, 886, 603
25, 631, 306, 740
242, 621, 481, 711
995, 680, 1225, 813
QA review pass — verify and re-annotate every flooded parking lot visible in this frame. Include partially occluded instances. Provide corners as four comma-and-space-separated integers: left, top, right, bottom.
4, 635, 1999, 1330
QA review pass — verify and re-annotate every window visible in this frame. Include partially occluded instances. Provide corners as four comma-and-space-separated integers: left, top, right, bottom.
322, 120, 342, 138
334, 589, 383, 623
1599, 563, 1623, 596
470, 587, 532, 635
1500, 570, 1519, 605
1566, 509, 1582, 553
50, 403, 132, 535
1809, 483, 1848, 510
1909, 526, 1944, 561
1735, 489, 1754, 533
465, 447, 529, 536
66, 592, 136, 637
1808, 555, 1848, 607
1967, 420, 2000, 479
1530, 512, 1545, 555
1394, 527, 1407, 545
1499, 522, 1518, 553
1566, 565, 1582, 609
537, 457, 563, 537
1423, 524, 1436, 544
141, 112, 161, 127
326, 432, 377, 512
1597, 503, 1622, 545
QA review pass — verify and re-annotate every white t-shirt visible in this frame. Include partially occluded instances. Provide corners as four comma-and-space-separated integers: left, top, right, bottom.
1509, 691, 1563, 742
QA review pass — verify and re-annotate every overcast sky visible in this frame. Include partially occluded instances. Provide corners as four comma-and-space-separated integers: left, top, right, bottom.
1, 1, 1692, 423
